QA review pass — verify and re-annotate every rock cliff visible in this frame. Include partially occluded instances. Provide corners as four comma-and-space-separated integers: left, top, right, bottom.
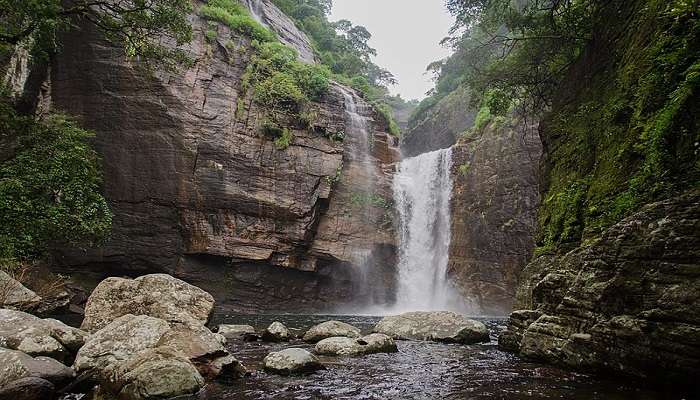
449, 118, 541, 315
401, 85, 475, 158
5, 2, 398, 312
500, 191, 699, 385
501, 0, 699, 385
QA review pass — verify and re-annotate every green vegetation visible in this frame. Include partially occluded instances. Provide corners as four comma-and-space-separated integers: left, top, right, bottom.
536, 0, 699, 250
0, 0, 193, 68
0, 100, 112, 260
416, 0, 698, 252
200, 0, 275, 42
269, 0, 405, 135
200, 1, 332, 135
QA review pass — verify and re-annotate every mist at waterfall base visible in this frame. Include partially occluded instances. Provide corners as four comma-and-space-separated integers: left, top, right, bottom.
391, 148, 470, 314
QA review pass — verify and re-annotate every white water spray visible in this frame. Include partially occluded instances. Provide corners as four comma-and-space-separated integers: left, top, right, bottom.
392, 148, 466, 313
244, 0, 266, 25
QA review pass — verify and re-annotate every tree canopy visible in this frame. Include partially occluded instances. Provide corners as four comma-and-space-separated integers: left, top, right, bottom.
0, 0, 193, 66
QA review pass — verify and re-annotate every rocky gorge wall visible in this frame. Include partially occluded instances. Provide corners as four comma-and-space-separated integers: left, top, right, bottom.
402, 83, 542, 315
5, 2, 399, 313
449, 118, 541, 315
500, 0, 699, 386
401, 85, 475, 158
500, 191, 700, 384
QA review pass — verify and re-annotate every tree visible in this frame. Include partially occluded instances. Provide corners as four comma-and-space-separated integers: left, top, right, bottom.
0, 0, 193, 66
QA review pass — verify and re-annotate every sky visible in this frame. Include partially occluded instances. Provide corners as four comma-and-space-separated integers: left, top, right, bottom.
330, 0, 454, 101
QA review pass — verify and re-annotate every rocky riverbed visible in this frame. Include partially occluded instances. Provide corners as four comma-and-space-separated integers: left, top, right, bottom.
0, 274, 692, 399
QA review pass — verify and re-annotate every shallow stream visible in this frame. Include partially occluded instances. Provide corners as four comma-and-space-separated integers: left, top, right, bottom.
205, 314, 682, 400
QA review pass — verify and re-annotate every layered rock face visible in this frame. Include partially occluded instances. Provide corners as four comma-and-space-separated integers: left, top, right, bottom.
449, 119, 542, 315
401, 85, 475, 157
500, 191, 700, 384
13, 3, 399, 312
243, 0, 316, 63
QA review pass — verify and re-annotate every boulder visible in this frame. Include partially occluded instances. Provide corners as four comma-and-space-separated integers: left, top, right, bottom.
262, 321, 290, 342
156, 323, 244, 378
74, 314, 171, 372
81, 274, 215, 332
0, 347, 74, 387
0, 271, 41, 311
263, 348, 323, 375
0, 309, 88, 362
303, 321, 361, 343
99, 347, 205, 400
0, 377, 55, 400
74, 314, 244, 380
217, 324, 256, 339
373, 311, 490, 344
315, 333, 397, 356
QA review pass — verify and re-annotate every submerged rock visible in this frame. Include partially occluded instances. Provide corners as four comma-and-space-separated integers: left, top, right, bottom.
262, 321, 290, 342
263, 348, 323, 375
303, 320, 362, 343
315, 333, 397, 356
0, 309, 88, 362
217, 324, 256, 339
373, 311, 490, 344
81, 274, 215, 332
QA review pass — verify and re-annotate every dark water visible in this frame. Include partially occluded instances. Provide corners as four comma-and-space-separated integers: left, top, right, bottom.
203, 314, 685, 400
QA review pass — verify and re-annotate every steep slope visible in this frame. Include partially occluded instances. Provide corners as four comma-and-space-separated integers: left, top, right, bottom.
501, 0, 699, 385
4, 2, 399, 312
449, 118, 541, 315
401, 85, 475, 157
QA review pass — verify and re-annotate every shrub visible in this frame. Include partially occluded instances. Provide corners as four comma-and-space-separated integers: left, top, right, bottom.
0, 101, 112, 259
199, 0, 275, 43
274, 128, 293, 150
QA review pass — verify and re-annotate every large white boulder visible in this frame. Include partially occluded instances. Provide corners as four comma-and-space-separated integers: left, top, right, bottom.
303, 320, 361, 343
81, 274, 215, 332
263, 348, 323, 375
373, 311, 490, 344
315, 333, 397, 356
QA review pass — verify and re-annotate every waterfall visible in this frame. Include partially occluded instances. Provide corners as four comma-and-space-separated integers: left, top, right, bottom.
244, 0, 267, 25
392, 148, 465, 312
339, 87, 375, 186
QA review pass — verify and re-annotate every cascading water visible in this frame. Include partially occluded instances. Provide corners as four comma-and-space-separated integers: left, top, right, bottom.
244, 0, 266, 25
392, 148, 466, 313
336, 86, 385, 307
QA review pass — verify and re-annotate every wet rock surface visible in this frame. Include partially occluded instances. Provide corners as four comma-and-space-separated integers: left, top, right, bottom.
205, 314, 681, 399
315, 333, 397, 356
263, 348, 323, 375
303, 320, 362, 343
262, 321, 290, 342
373, 311, 489, 344
217, 324, 256, 339
45, 11, 399, 313
449, 117, 541, 315
501, 191, 700, 385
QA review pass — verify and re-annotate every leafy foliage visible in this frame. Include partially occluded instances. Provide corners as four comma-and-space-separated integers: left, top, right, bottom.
0, 0, 193, 67
200, 0, 275, 43
269, 0, 403, 135
535, 0, 700, 249
0, 100, 112, 259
